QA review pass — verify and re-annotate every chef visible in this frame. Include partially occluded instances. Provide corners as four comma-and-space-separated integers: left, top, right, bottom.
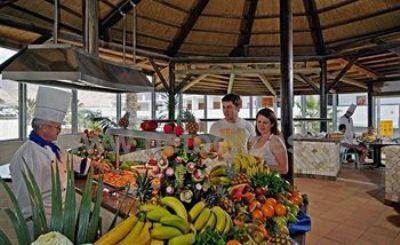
9, 86, 91, 221
339, 103, 357, 144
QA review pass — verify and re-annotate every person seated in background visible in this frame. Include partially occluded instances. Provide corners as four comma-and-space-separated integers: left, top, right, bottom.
248, 108, 288, 174
361, 126, 378, 142
339, 124, 368, 164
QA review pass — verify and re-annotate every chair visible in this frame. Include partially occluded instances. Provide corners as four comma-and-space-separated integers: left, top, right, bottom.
340, 147, 360, 168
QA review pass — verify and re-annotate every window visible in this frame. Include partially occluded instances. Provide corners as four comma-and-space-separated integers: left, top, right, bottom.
78, 90, 116, 132
122, 92, 152, 121
26, 84, 72, 135
213, 101, 220, 109
0, 80, 19, 140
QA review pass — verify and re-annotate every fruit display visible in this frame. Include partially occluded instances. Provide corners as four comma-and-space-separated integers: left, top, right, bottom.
94, 170, 136, 189
181, 110, 200, 135
93, 134, 309, 245
118, 112, 130, 129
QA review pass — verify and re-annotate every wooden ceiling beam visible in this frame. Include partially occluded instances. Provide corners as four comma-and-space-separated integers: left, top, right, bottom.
181, 75, 208, 92
227, 74, 235, 93
176, 67, 321, 75
8, 3, 81, 34
43, 0, 82, 18
0, 0, 19, 9
337, 58, 379, 79
327, 56, 358, 90
294, 74, 320, 94
166, 0, 209, 56
0, 15, 50, 35
340, 78, 368, 89
323, 4, 400, 30
303, 0, 327, 55
230, 0, 258, 56
317, 0, 359, 13
257, 74, 277, 96
100, 0, 141, 40
149, 58, 170, 92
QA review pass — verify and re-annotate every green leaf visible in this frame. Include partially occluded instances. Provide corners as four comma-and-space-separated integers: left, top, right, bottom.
0, 178, 30, 244
50, 162, 63, 232
20, 170, 46, 239
22, 159, 48, 233
3, 208, 30, 245
0, 228, 12, 245
63, 155, 77, 242
76, 168, 94, 244
86, 177, 103, 242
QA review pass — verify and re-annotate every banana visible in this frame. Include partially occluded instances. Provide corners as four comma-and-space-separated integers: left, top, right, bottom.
209, 166, 227, 178
147, 206, 172, 222
189, 201, 206, 222
94, 215, 137, 245
194, 208, 211, 231
168, 233, 196, 245
160, 214, 190, 234
202, 212, 216, 231
151, 240, 164, 245
151, 226, 183, 240
223, 212, 232, 234
161, 196, 188, 221
140, 203, 161, 212
119, 220, 145, 245
153, 222, 163, 228
136, 221, 152, 245
211, 206, 226, 233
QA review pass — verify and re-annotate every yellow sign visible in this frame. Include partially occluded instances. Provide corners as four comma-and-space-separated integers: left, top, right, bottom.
380, 120, 394, 137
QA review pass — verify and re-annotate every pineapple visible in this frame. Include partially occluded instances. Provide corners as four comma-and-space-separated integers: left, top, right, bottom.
270, 234, 291, 245
183, 110, 199, 135
135, 171, 154, 204
232, 173, 251, 185
118, 112, 130, 129
205, 186, 235, 214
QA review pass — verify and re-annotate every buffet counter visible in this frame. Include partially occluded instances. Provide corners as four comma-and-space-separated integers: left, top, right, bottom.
293, 137, 341, 179
382, 145, 400, 204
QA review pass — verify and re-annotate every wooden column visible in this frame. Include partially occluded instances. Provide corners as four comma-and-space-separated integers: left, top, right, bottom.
320, 59, 328, 132
368, 82, 374, 128
280, 0, 294, 184
168, 62, 176, 121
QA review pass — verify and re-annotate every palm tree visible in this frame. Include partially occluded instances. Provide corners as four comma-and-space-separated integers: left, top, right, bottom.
26, 98, 36, 124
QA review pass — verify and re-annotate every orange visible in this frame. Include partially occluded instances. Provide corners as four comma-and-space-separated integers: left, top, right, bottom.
274, 203, 287, 216
252, 209, 264, 221
226, 240, 241, 245
261, 203, 275, 218
162, 146, 175, 158
290, 195, 303, 206
258, 223, 270, 238
265, 197, 277, 206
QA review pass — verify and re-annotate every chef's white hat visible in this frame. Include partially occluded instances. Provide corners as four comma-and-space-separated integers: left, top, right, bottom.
347, 103, 357, 113
33, 86, 71, 123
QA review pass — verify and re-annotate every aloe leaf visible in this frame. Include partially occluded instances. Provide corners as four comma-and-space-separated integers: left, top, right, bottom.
20, 170, 45, 239
3, 208, 29, 245
22, 159, 48, 232
86, 176, 103, 242
50, 162, 63, 232
0, 228, 12, 245
76, 167, 94, 244
63, 154, 77, 242
0, 178, 30, 243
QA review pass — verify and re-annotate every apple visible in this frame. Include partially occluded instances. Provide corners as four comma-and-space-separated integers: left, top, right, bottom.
174, 125, 184, 136
147, 159, 158, 166
163, 123, 174, 134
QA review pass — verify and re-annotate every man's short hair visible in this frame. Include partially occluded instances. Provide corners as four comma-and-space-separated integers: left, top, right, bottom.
339, 124, 346, 131
31, 118, 49, 132
222, 93, 242, 107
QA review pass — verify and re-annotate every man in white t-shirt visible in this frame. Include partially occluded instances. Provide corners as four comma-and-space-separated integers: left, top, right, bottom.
209, 94, 255, 154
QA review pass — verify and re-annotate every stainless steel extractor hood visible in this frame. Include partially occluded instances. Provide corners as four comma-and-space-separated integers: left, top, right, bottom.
1, 0, 153, 93
1, 43, 153, 93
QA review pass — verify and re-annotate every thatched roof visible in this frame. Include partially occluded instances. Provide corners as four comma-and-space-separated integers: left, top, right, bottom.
0, 0, 399, 95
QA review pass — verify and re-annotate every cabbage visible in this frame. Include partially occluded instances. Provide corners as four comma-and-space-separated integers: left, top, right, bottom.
31, 232, 72, 245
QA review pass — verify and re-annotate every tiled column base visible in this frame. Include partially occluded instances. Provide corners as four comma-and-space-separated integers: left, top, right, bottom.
383, 146, 400, 203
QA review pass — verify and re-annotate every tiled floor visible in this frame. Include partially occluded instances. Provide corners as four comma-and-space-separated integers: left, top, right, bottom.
296, 166, 400, 245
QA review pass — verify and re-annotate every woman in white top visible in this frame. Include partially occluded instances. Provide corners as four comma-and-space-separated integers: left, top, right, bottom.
248, 108, 288, 174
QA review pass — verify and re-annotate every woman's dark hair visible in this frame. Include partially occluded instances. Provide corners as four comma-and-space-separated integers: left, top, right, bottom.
339, 124, 346, 131
255, 108, 280, 136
